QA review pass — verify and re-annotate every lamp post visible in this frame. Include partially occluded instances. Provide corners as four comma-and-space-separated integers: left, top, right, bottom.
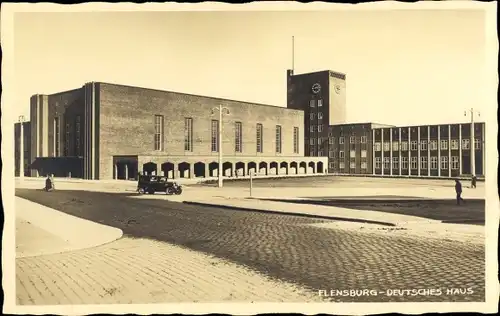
18, 115, 25, 181
464, 108, 480, 176
211, 105, 230, 188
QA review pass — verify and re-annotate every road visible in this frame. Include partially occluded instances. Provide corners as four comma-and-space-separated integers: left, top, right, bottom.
16, 188, 485, 302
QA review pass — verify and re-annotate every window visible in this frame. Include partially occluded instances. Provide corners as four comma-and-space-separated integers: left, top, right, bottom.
318, 112, 323, 119
350, 136, 356, 144
421, 140, 428, 150
401, 157, 409, 169
293, 127, 299, 154
329, 137, 335, 145
310, 138, 315, 145
318, 99, 323, 107
318, 137, 323, 145
350, 150, 356, 157
275, 125, 282, 153
339, 162, 345, 169
462, 139, 470, 149
310, 125, 315, 132
474, 139, 481, 150
64, 122, 70, 156
75, 116, 81, 156
318, 150, 324, 156
256, 123, 263, 153
392, 141, 399, 151
430, 140, 438, 151
234, 121, 242, 152
420, 156, 428, 169
430, 157, 438, 169
383, 142, 390, 151
184, 118, 194, 152
54, 117, 60, 157
339, 151, 345, 158
350, 161, 356, 169
411, 157, 418, 169
329, 151, 335, 158
440, 140, 448, 150
310, 113, 315, 120
310, 100, 315, 108
450, 139, 459, 150
440, 156, 448, 169
451, 156, 459, 169
401, 141, 408, 151
392, 157, 399, 169
361, 136, 367, 144
310, 150, 315, 156
374, 142, 381, 151
361, 150, 367, 158
211, 120, 219, 152
339, 137, 345, 144
154, 115, 164, 151
318, 125, 323, 132
329, 162, 335, 169
375, 157, 381, 169
411, 141, 418, 151
361, 162, 367, 169
383, 157, 390, 169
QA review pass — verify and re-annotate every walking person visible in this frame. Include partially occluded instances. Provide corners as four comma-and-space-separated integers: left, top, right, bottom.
471, 174, 477, 189
455, 179, 465, 205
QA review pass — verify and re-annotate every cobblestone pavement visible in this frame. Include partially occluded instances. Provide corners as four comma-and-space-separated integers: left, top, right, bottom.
16, 237, 321, 304
16, 188, 485, 302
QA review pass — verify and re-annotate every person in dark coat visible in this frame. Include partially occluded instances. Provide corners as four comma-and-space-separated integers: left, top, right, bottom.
45, 175, 53, 191
455, 179, 465, 205
471, 175, 477, 189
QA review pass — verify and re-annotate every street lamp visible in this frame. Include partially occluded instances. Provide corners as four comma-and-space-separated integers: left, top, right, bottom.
18, 115, 26, 180
464, 108, 480, 176
211, 105, 230, 188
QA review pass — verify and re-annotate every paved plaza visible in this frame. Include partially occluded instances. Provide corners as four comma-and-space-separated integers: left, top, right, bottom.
14, 175, 486, 304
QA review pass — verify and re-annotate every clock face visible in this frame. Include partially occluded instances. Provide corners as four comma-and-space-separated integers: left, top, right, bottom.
312, 83, 321, 94
334, 85, 341, 94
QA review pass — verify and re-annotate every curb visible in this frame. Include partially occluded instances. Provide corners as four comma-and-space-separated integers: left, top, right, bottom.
253, 198, 485, 204
182, 201, 396, 227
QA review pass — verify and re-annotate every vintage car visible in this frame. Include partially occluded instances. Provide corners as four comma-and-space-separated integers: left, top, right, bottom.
137, 175, 183, 195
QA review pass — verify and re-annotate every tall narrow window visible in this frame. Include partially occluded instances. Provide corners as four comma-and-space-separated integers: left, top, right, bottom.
54, 117, 60, 157
235, 122, 242, 152
184, 118, 193, 151
293, 127, 299, 154
75, 116, 81, 156
211, 120, 219, 152
256, 123, 263, 153
318, 99, 323, 107
275, 125, 282, 153
154, 115, 164, 151
64, 122, 70, 156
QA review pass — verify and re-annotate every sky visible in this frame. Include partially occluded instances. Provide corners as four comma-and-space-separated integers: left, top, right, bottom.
11, 8, 492, 126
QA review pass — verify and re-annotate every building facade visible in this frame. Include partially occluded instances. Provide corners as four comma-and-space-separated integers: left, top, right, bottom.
17, 82, 328, 180
14, 121, 31, 177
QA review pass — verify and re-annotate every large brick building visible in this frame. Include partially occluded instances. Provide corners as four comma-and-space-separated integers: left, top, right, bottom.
16, 81, 328, 180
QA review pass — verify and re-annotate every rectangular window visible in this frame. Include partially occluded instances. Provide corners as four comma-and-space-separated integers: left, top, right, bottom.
361, 150, 367, 158
329, 162, 335, 169
462, 139, 470, 149
430, 156, 438, 169
440, 140, 448, 150
256, 123, 263, 153
421, 156, 428, 169
317, 112, 323, 119
392, 141, 399, 151
310, 138, 315, 145
329, 137, 335, 145
474, 139, 481, 150
451, 156, 459, 169
339, 162, 345, 169
430, 140, 438, 150
350, 161, 356, 169
383, 142, 390, 151
374, 142, 381, 151
310, 149, 315, 156
421, 140, 428, 150
310, 100, 315, 108
329, 151, 335, 158
310, 125, 315, 132
184, 118, 194, 152
392, 157, 399, 169
318, 99, 323, 107
154, 115, 164, 151
410, 141, 418, 151
293, 127, 299, 154
350, 150, 356, 157
361, 162, 367, 169
401, 157, 409, 169
440, 156, 448, 169
339, 151, 345, 158
310, 113, 315, 120
54, 117, 60, 157
383, 157, 390, 169
375, 157, 381, 169
451, 139, 459, 150
211, 120, 219, 152
318, 125, 323, 132
75, 116, 81, 156
339, 137, 345, 144
361, 136, 367, 144
318, 150, 324, 156
411, 157, 418, 169
275, 125, 282, 153
350, 136, 356, 144
401, 141, 408, 151
64, 122, 70, 156
317, 137, 322, 145
234, 121, 242, 152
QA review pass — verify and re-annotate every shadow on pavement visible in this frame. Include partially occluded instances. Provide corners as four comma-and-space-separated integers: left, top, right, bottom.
257, 197, 485, 225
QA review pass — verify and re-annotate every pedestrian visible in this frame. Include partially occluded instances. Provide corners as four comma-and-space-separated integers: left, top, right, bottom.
471, 175, 477, 189
455, 179, 465, 205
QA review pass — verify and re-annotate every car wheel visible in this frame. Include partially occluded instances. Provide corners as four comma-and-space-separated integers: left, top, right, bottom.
138, 188, 145, 194
175, 187, 182, 195
166, 187, 174, 195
